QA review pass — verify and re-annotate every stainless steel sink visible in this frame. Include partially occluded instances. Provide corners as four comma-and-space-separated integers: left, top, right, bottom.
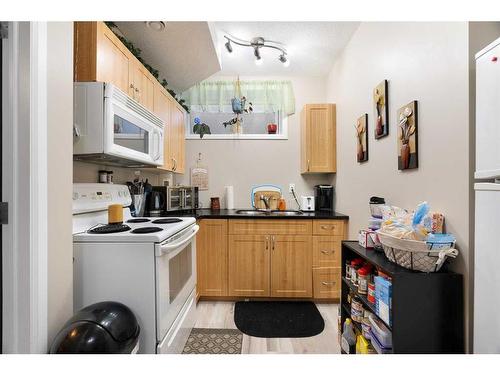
235, 209, 267, 215
271, 210, 304, 216
234, 209, 304, 216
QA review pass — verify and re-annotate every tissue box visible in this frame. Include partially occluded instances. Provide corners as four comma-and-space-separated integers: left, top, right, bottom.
358, 230, 380, 249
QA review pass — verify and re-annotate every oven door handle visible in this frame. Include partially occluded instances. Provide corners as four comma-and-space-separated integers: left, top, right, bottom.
159, 225, 199, 257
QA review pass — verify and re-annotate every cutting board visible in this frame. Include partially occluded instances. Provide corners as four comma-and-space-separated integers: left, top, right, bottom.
253, 191, 281, 210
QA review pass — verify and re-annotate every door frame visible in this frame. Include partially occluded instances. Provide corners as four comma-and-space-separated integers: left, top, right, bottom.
2, 21, 48, 353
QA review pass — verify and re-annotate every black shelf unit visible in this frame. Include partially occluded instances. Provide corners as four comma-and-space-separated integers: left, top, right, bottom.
340, 241, 464, 354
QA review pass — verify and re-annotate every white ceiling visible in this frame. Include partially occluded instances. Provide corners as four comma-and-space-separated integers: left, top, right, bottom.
114, 22, 221, 92
212, 22, 360, 77
113, 22, 359, 92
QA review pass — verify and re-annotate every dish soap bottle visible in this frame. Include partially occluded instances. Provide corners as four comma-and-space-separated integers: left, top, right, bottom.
341, 318, 357, 354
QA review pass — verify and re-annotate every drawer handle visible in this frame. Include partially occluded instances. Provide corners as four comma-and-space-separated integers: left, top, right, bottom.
320, 250, 335, 255
320, 225, 336, 230
321, 281, 336, 286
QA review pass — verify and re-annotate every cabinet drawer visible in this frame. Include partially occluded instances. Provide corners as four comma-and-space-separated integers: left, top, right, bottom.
229, 220, 312, 235
313, 267, 341, 299
312, 236, 341, 267
313, 220, 344, 236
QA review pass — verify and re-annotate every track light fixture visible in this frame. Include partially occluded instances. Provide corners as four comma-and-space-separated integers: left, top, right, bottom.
223, 35, 289, 67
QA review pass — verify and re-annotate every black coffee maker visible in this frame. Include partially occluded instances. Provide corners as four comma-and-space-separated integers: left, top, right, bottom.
314, 185, 335, 212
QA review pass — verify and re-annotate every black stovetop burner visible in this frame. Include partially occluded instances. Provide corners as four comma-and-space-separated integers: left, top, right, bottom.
131, 227, 164, 234
88, 224, 131, 234
127, 218, 151, 223
151, 218, 183, 224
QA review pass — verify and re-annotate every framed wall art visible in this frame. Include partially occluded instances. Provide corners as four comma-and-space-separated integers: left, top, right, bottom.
374, 79, 389, 139
356, 114, 368, 163
397, 100, 418, 170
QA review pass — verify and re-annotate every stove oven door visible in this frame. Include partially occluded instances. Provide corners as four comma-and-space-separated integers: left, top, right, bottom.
155, 224, 199, 342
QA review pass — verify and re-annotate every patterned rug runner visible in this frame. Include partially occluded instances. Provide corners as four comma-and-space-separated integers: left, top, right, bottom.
182, 328, 243, 354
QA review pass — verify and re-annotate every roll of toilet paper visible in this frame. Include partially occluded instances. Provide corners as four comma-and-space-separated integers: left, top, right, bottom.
225, 185, 234, 210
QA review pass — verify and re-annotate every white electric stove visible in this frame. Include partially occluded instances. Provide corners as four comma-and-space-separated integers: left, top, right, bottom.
72, 183, 199, 354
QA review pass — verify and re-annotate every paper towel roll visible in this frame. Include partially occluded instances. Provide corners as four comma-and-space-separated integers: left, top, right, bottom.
225, 186, 234, 209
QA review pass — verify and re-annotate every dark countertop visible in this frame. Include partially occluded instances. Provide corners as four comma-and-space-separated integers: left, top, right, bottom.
164, 208, 349, 220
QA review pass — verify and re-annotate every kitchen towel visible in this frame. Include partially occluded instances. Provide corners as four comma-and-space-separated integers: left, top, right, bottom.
225, 185, 234, 210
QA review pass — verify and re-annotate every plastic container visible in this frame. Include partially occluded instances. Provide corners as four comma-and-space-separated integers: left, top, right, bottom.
361, 317, 372, 340
369, 196, 385, 218
370, 329, 392, 354
351, 296, 364, 323
368, 314, 392, 348
341, 319, 357, 354
350, 258, 364, 286
357, 266, 370, 295
356, 334, 371, 354
368, 217, 384, 230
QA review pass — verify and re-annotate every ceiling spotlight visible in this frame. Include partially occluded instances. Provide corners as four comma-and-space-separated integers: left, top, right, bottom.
223, 34, 287, 66
254, 47, 261, 60
279, 54, 290, 67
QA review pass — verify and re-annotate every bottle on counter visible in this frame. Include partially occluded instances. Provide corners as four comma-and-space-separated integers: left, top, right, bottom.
278, 198, 287, 211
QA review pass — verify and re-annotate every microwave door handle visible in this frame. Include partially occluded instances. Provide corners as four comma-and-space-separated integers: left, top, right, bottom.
159, 225, 199, 257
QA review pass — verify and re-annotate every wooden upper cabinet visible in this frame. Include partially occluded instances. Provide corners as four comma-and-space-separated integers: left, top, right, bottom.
196, 220, 228, 297
228, 235, 271, 297
129, 62, 155, 112
270, 235, 312, 298
170, 103, 186, 174
301, 104, 336, 173
75, 22, 130, 94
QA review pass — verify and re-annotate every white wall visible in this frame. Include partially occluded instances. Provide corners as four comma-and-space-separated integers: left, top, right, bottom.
46, 22, 74, 348
326, 22, 471, 350
176, 75, 330, 208
73, 161, 173, 187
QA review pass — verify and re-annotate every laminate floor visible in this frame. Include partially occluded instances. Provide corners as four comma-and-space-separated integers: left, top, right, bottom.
194, 301, 341, 354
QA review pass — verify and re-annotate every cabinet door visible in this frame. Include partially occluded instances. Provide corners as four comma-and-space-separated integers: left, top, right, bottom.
153, 86, 173, 171
129, 63, 155, 112
313, 267, 340, 299
312, 236, 341, 268
302, 104, 336, 173
270, 235, 312, 298
170, 103, 186, 174
228, 235, 270, 297
96, 24, 130, 93
196, 220, 228, 297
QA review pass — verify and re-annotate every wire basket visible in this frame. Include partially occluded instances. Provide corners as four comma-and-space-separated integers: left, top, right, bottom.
377, 232, 458, 272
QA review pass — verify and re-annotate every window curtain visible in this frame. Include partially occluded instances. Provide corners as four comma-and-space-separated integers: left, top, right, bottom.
181, 80, 295, 116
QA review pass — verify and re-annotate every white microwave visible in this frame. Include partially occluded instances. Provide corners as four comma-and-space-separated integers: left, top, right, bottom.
73, 82, 164, 167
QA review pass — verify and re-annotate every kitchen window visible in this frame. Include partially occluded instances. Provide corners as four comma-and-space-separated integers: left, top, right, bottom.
186, 106, 287, 140
181, 79, 294, 140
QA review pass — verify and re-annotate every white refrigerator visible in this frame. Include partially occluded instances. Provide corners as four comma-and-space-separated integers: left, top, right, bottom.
474, 37, 500, 353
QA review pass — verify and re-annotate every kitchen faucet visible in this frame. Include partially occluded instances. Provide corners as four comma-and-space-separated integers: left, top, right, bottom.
259, 195, 271, 210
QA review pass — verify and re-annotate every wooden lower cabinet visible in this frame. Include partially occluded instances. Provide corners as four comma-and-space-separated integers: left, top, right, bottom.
196, 220, 228, 297
271, 235, 312, 298
228, 235, 270, 297
197, 219, 347, 300
313, 267, 341, 299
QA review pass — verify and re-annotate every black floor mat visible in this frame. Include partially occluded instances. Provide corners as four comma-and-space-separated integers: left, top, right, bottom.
234, 301, 325, 338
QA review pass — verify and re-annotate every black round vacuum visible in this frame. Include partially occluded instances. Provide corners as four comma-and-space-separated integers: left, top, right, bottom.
50, 301, 140, 354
